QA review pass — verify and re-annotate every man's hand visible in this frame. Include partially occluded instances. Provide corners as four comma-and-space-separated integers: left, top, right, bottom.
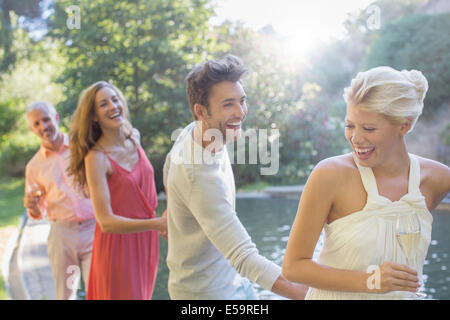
291, 283, 309, 300
24, 190, 42, 219
271, 275, 309, 300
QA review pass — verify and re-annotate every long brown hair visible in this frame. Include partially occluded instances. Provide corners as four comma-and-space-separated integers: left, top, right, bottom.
67, 81, 134, 196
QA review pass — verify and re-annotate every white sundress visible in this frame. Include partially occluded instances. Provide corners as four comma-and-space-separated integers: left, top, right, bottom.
306, 153, 433, 300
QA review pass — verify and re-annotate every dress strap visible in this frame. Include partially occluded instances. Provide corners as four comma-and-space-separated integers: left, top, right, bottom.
94, 142, 105, 152
94, 143, 114, 160
351, 153, 379, 197
407, 154, 421, 195
352, 153, 421, 199
94, 141, 142, 171
93, 143, 122, 176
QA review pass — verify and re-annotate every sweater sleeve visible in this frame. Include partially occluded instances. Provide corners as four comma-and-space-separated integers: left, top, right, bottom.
187, 168, 281, 291
162, 152, 170, 190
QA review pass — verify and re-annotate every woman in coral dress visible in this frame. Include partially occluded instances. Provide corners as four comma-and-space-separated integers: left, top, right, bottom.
68, 81, 167, 299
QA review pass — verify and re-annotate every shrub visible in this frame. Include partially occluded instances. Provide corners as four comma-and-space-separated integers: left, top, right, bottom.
441, 124, 450, 146
363, 13, 450, 116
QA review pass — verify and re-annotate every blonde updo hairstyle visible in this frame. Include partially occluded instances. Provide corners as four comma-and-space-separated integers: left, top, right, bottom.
343, 66, 428, 134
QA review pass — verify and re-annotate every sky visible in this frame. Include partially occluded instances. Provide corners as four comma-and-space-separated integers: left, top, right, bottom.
29, 0, 377, 58
211, 0, 376, 57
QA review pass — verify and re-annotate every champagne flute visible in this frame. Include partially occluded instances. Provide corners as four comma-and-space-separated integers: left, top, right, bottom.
395, 212, 426, 299
27, 182, 46, 219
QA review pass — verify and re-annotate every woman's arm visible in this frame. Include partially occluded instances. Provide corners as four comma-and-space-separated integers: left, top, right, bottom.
85, 150, 166, 234
270, 275, 309, 300
282, 159, 419, 294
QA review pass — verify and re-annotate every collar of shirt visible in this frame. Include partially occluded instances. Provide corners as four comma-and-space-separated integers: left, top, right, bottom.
40, 133, 70, 158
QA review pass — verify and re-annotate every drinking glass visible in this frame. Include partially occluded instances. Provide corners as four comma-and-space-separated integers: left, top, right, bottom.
395, 212, 426, 299
27, 182, 46, 219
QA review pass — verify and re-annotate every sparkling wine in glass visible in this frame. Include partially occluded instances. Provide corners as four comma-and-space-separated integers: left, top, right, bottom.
395, 212, 426, 299
27, 182, 46, 219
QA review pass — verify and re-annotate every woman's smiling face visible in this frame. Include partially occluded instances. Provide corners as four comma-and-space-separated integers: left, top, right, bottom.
344, 103, 406, 168
93, 86, 125, 130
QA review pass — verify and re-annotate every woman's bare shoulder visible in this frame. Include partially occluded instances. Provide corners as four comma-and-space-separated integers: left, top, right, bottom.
86, 148, 103, 160
85, 148, 108, 168
309, 153, 357, 186
314, 153, 357, 173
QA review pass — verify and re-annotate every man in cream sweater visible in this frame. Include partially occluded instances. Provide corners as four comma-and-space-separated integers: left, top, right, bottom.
163, 55, 307, 300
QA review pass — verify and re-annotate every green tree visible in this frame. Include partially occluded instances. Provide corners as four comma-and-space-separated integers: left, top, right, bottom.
214, 21, 308, 185
0, 0, 44, 70
49, 0, 222, 191
0, 11, 66, 176
305, 41, 358, 98
214, 22, 349, 187
279, 83, 348, 185
363, 13, 450, 114
0, 36, 66, 175
312, 0, 430, 98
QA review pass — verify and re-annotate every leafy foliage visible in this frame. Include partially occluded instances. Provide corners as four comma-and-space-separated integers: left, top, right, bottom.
363, 13, 450, 114
0, 19, 65, 176
49, 0, 223, 190
0, 0, 44, 70
0, 0, 448, 191
215, 22, 348, 186
441, 124, 450, 146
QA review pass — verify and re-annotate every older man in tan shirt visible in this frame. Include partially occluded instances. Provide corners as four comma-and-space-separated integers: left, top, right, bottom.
24, 101, 95, 300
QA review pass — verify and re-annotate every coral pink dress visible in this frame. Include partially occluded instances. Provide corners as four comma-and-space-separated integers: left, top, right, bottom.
87, 146, 159, 300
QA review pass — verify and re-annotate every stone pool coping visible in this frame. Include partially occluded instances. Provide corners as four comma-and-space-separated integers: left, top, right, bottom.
158, 185, 450, 211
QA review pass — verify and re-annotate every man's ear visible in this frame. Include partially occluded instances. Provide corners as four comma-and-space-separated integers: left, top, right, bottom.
399, 117, 413, 136
193, 103, 208, 120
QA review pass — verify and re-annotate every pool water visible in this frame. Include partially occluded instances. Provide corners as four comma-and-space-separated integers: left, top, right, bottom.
152, 199, 450, 300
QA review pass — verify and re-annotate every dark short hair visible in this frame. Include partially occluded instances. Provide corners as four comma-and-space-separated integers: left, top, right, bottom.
185, 55, 247, 119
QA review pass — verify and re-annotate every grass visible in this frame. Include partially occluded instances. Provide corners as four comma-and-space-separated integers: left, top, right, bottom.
0, 273, 7, 300
0, 174, 25, 299
0, 175, 25, 228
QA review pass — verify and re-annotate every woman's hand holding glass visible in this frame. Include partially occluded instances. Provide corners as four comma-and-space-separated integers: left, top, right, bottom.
396, 212, 426, 298
367, 261, 420, 294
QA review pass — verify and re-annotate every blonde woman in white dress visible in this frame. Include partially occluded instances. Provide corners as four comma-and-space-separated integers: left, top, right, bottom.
282, 66, 450, 299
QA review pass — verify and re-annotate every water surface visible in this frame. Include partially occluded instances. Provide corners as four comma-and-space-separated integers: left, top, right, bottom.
153, 199, 450, 300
